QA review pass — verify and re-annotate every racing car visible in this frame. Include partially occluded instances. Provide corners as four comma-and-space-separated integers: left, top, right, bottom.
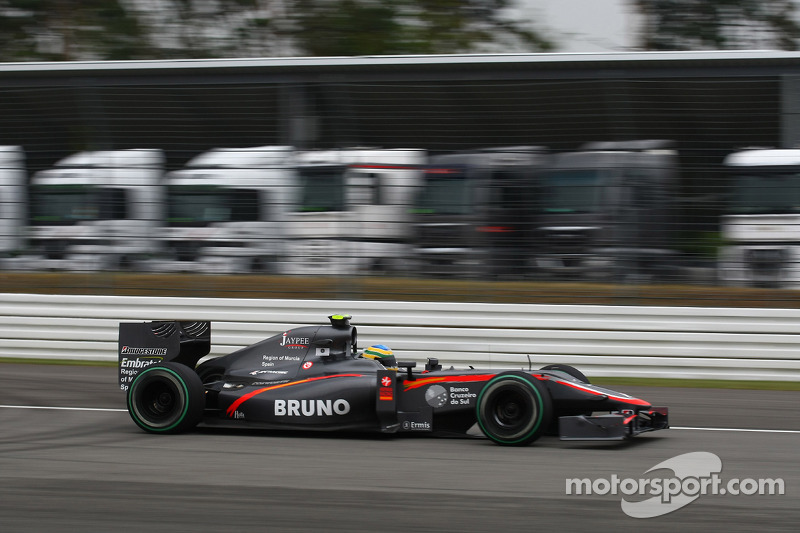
118, 314, 668, 446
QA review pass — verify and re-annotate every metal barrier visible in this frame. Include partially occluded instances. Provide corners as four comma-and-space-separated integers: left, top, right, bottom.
0, 293, 798, 381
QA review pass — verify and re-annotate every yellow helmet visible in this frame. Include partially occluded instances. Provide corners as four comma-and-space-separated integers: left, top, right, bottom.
362, 344, 398, 370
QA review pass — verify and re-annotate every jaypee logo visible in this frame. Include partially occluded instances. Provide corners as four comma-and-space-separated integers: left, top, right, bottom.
566, 451, 784, 518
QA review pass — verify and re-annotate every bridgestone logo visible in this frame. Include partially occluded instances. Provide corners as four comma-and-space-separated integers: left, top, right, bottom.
121, 346, 168, 356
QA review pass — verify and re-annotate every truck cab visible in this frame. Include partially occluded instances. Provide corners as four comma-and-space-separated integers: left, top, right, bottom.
0, 146, 26, 261
411, 147, 545, 279
145, 146, 294, 274
535, 140, 678, 281
9, 148, 163, 271
719, 148, 800, 288
283, 148, 424, 276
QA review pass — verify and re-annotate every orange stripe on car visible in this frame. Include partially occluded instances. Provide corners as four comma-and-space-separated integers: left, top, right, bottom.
226, 374, 365, 416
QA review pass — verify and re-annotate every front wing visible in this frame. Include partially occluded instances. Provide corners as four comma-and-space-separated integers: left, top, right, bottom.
559, 407, 669, 441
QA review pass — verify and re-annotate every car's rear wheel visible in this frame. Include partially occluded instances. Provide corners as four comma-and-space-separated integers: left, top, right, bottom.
127, 362, 205, 434
476, 372, 553, 446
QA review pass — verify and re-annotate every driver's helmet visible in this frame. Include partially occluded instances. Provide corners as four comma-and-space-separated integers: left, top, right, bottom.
362, 344, 398, 370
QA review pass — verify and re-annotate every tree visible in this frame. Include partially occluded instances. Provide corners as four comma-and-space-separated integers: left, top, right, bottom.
0, 0, 551, 62
130, 0, 553, 58
0, 0, 150, 61
402, 0, 553, 54
282, 0, 401, 56
126, 0, 295, 59
634, 0, 800, 51
286, 0, 552, 56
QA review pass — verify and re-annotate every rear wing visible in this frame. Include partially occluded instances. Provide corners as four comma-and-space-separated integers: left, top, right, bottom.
118, 321, 210, 391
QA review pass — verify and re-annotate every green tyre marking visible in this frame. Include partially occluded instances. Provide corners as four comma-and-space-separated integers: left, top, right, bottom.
476, 374, 545, 445
128, 366, 190, 433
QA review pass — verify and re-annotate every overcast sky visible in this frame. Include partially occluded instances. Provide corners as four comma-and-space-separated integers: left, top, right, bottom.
520, 0, 641, 53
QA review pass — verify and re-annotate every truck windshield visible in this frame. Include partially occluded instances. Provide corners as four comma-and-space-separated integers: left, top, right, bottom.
297, 167, 345, 212
541, 169, 605, 213
167, 186, 261, 226
30, 185, 127, 225
412, 170, 472, 215
728, 172, 800, 214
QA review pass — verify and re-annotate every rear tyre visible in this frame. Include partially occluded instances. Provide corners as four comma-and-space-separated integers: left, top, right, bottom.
476, 372, 553, 446
540, 363, 590, 384
127, 362, 205, 434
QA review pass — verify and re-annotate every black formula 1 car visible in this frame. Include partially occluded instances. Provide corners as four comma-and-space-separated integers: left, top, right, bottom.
118, 315, 668, 446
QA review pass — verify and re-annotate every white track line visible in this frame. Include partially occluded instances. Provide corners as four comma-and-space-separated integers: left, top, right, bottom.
671, 426, 800, 434
0, 404, 126, 412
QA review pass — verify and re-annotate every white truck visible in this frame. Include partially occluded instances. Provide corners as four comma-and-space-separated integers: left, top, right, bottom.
283, 148, 425, 276
0, 146, 27, 260
6, 148, 164, 271
719, 148, 800, 288
145, 146, 294, 274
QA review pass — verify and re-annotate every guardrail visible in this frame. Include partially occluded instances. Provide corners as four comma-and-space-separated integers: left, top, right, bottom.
0, 293, 798, 381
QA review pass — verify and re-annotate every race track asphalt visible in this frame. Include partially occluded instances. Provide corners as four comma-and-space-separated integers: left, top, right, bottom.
0, 364, 797, 532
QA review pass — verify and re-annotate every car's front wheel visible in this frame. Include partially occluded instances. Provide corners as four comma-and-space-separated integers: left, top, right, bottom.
127, 362, 205, 434
540, 363, 590, 384
476, 372, 553, 446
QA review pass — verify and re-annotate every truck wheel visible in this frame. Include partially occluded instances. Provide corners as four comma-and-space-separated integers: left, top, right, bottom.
540, 363, 590, 384
476, 372, 553, 446
127, 362, 205, 434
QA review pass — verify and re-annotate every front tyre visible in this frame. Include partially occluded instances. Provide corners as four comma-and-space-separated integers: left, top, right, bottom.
127, 362, 205, 434
476, 372, 553, 446
540, 363, 590, 384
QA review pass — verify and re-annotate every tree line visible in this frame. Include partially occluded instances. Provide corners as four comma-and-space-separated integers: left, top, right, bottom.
0, 0, 798, 62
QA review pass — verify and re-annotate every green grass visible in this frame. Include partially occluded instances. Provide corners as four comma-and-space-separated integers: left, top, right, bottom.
593, 377, 800, 391
7, 271, 800, 307
0, 358, 117, 367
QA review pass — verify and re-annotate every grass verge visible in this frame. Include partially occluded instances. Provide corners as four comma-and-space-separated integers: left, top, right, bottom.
593, 377, 800, 391
0, 358, 117, 367
6, 271, 800, 307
